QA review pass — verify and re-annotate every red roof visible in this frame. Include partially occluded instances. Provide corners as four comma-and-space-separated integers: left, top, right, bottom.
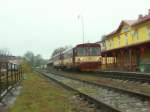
124, 20, 137, 25
133, 13, 150, 26
76, 43, 100, 47
106, 20, 136, 37
105, 12, 150, 37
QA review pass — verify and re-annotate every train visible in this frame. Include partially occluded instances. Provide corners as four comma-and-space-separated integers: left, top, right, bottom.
51, 43, 102, 71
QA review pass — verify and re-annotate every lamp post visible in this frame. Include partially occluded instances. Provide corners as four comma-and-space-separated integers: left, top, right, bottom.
78, 14, 85, 44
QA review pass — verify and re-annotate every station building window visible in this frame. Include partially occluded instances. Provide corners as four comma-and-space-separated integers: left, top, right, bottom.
123, 26, 129, 32
147, 27, 150, 39
111, 39, 114, 48
102, 42, 106, 48
118, 36, 120, 46
109, 40, 111, 48
131, 31, 134, 41
125, 34, 128, 45
106, 41, 109, 49
132, 30, 139, 40
102, 42, 106, 50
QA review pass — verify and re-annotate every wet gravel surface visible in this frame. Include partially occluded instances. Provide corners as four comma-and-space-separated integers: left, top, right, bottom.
52, 70, 150, 97
69, 95, 101, 112
46, 73, 150, 112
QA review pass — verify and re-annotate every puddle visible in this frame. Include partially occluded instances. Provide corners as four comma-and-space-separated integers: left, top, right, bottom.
0, 85, 22, 112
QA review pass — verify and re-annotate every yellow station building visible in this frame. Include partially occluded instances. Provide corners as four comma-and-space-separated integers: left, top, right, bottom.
100, 10, 150, 72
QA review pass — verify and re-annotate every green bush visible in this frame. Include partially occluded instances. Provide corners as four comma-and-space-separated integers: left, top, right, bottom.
21, 59, 32, 73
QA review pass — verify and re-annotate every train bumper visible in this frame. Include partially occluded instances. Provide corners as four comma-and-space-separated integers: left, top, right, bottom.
77, 62, 100, 71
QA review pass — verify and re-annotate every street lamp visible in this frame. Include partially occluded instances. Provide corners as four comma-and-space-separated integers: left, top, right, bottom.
77, 14, 85, 44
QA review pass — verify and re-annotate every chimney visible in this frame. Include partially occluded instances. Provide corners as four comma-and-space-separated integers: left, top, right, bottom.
138, 14, 143, 20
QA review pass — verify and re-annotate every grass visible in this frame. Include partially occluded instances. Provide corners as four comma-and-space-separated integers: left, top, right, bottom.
8, 72, 77, 112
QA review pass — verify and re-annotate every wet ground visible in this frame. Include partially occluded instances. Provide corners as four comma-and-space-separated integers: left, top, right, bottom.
0, 86, 22, 112
3, 72, 99, 112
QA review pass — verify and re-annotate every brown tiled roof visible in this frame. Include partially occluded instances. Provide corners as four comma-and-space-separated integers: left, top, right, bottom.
133, 13, 150, 26
124, 20, 137, 25
106, 20, 136, 37
105, 12, 150, 38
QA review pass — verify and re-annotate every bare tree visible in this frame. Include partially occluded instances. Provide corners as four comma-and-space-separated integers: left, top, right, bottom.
0, 48, 11, 56
51, 45, 71, 57
23, 51, 47, 67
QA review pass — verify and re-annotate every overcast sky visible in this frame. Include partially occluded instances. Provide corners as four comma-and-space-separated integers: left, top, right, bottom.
0, 0, 150, 59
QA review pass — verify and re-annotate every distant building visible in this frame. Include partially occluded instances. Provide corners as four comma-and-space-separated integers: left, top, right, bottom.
0, 55, 22, 65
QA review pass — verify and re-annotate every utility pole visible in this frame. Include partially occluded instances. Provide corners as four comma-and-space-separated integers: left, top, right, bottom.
78, 14, 85, 44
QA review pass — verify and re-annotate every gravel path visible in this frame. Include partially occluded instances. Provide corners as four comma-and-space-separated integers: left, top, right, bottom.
47, 73, 150, 112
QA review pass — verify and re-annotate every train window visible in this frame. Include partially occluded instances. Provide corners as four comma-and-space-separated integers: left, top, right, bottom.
77, 47, 100, 56
77, 48, 87, 56
74, 49, 77, 55
77, 48, 84, 56
90, 48, 100, 56
85, 47, 89, 55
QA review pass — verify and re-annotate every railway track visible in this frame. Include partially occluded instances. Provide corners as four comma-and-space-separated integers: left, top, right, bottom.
95, 71, 150, 84
50, 71, 150, 99
57, 70, 150, 84
38, 71, 122, 112
47, 66, 150, 84
39, 70, 150, 112
47, 69, 150, 96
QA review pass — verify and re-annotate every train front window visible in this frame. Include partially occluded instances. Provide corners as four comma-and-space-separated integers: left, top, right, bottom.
90, 47, 100, 56
77, 47, 100, 56
77, 48, 88, 56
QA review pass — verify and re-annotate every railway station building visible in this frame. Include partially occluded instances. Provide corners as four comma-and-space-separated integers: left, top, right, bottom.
100, 10, 150, 72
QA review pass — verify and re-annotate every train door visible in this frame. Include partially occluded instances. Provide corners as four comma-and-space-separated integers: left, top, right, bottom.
73, 48, 76, 67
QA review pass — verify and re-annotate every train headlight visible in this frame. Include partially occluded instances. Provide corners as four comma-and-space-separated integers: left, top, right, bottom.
77, 57, 84, 62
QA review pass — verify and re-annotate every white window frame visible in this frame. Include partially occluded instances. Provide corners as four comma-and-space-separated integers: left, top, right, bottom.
133, 30, 138, 40
109, 40, 111, 48
131, 31, 134, 41
125, 34, 128, 45
123, 26, 129, 32
147, 27, 150, 39
111, 39, 114, 48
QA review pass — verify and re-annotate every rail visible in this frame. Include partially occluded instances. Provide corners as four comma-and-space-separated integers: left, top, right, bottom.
37, 70, 122, 112
97, 71, 150, 83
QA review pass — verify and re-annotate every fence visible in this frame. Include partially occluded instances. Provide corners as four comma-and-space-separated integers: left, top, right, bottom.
0, 61, 22, 102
